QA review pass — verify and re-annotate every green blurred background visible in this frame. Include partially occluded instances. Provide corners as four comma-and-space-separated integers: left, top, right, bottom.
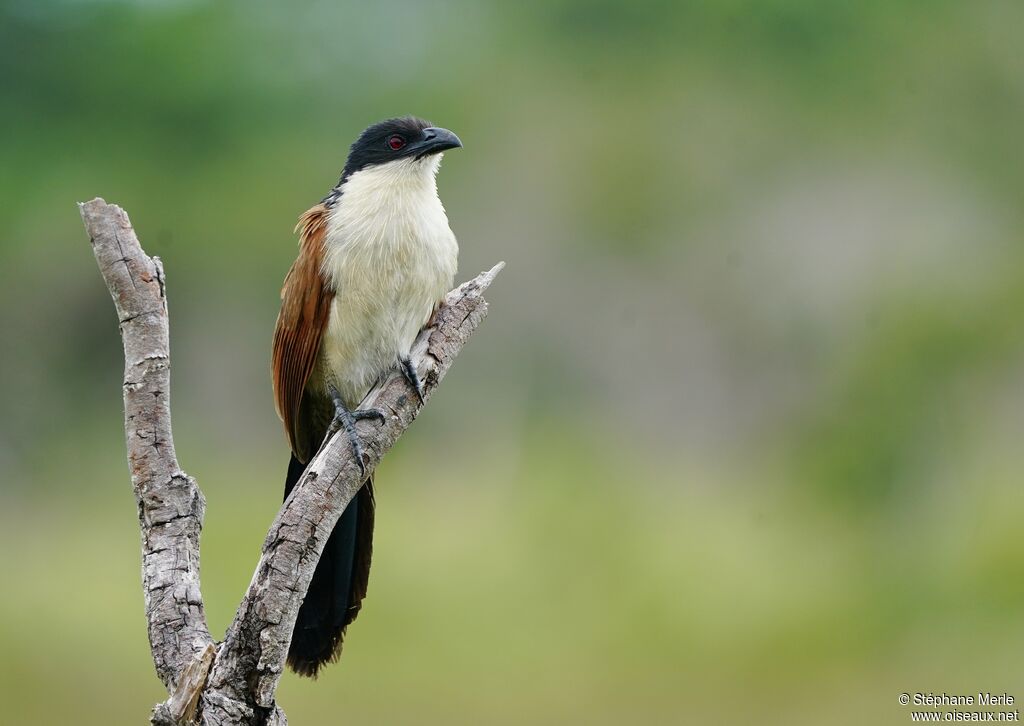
2, 1, 1024, 723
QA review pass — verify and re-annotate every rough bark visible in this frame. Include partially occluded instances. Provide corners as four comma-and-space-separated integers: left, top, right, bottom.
80, 199, 215, 691
79, 197, 502, 725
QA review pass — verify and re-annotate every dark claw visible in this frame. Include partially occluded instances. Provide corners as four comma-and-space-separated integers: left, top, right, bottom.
399, 357, 426, 405
326, 384, 382, 477
351, 408, 386, 423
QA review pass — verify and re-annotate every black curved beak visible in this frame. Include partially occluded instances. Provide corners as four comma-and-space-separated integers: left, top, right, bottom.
414, 127, 462, 159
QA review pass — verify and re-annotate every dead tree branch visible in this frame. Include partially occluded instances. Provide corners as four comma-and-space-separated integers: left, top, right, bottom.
79, 197, 502, 725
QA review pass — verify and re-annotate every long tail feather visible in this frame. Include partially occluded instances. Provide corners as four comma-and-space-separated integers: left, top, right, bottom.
284, 453, 374, 677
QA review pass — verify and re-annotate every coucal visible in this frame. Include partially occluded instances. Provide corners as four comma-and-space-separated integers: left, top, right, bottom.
272, 117, 462, 676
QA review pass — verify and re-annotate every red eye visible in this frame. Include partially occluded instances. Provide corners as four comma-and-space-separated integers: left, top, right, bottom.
388, 134, 406, 150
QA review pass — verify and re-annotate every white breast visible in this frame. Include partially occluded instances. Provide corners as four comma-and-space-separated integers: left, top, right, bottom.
318, 155, 458, 407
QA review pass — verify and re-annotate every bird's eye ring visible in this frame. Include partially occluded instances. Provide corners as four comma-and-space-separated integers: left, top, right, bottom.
388, 135, 406, 151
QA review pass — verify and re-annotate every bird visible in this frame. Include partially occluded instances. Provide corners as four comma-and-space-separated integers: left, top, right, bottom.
271, 117, 462, 677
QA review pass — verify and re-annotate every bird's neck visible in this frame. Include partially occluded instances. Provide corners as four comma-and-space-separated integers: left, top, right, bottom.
320, 156, 453, 288
330, 156, 442, 211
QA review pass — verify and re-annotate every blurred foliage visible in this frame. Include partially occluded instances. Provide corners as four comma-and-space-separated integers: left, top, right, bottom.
2, 0, 1024, 724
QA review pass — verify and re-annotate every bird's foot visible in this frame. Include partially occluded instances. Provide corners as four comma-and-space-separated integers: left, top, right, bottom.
326, 384, 385, 476
399, 356, 426, 405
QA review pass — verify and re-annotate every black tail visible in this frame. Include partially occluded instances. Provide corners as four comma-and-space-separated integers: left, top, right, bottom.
283, 453, 374, 677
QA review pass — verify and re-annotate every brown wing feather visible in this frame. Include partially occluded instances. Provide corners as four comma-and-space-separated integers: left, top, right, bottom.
272, 204, 333, 460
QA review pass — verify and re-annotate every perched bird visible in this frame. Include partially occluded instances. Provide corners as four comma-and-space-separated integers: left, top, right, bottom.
272, 117, 462, 676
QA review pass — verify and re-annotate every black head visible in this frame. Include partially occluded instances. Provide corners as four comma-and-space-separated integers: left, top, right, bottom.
338, 116, 462, 184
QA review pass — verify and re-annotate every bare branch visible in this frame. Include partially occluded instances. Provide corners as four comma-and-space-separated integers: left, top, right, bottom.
202, 263, 503, 721
80, 198, 214, 690
80, 197, 502, 724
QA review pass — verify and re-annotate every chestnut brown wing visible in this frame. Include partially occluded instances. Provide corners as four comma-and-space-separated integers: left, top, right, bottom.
272, 204, 334, 461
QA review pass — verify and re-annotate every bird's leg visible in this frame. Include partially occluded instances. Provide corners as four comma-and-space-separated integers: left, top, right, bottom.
325, 384, 385, 476
399, 356, 426, 405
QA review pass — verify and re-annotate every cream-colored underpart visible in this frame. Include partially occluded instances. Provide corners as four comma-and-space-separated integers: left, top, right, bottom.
318, 155, 458, 408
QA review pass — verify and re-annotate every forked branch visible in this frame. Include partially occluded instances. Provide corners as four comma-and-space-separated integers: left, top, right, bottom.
79, 198, 502, 725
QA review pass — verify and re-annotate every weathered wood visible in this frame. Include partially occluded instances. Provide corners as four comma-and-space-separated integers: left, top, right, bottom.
79, 197, 501, 725
152, 643, 216, 725
80, 198, 215, 692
